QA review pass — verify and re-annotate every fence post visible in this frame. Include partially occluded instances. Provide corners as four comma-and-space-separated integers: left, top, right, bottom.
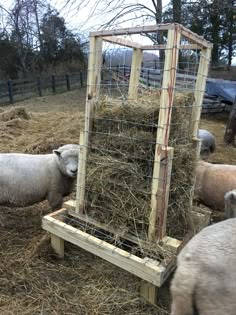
8, 79, 13, 104
154, 59, 157, 69
123, 65, 126, 78
52, 75, 56, 94
37, 76, 42, 97
147, 69, 150, 87
80, 71, 83, 88
66, 74, 71, 91
116, 65, 119, 78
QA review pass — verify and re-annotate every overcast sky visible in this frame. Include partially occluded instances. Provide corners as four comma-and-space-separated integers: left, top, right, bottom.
49, 0, 171, 33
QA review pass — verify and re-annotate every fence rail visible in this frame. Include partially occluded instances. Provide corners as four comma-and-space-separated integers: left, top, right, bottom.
0, 71, 86, 105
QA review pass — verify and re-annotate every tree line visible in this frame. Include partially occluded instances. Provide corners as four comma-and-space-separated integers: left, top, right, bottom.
0, 0, 87, 79
0, 0, 235, 79
68, 0, 235, 69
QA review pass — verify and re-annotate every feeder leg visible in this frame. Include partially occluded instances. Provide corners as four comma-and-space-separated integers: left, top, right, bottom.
140, 280, 158, 305
51, 234, 64, 258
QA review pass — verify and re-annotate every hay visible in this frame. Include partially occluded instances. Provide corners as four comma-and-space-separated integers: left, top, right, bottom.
84, 91, 197, 251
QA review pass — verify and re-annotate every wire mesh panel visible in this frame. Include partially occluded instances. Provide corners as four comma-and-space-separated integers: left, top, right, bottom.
75, 24, 212, 261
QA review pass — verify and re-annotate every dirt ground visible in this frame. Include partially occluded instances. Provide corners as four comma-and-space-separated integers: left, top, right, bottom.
0, 88, 235, 315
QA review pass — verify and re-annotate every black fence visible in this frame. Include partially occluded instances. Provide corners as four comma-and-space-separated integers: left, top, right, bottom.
0, 71, 86, 105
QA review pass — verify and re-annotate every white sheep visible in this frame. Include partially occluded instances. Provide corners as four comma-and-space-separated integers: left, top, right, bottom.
170, 218, 236, 315
225, 189, 236, 219
194, 160, 236, 211
197, 129, 216, 158
0, 144, 80, 210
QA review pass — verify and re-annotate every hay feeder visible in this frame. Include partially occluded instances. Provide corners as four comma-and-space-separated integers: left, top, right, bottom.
42, 23, 212, 304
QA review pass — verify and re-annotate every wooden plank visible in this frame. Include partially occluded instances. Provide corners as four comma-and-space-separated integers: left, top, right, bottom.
51, 234, 64, 258
76, 132, 85, 213
142, 44, 201, 50
91, 23, 210, 49
128, 48, 143, 99
180, 25, 213, 49
148, 26, 181, 242
149, 147, 174, 241
42, 215, 164, 286
91, 23, 174, 37
102, 36, 142, 49
191, 47, 212, 138
76, 36, 103, 213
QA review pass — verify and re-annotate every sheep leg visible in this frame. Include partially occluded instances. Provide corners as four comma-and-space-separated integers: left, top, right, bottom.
47, 192, 63, 210
170, 293, 194, 315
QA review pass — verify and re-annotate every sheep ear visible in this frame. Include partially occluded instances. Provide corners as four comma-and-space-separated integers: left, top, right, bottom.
53, 150, 61, 157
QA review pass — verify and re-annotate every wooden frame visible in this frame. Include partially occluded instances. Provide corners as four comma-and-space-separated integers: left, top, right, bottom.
43, 22, 212, 305
92, 23, 212, 49
148, 26, 181, 241
42, 206, 211, 287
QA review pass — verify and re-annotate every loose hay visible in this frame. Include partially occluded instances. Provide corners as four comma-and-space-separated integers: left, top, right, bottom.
83, 91, 197, 257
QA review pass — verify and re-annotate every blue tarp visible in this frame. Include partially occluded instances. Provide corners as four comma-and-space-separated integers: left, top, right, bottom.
206, 81, 236, 103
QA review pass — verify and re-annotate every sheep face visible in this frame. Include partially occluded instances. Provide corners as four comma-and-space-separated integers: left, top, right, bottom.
54, 145, 80, 178
225, 190, 236, 219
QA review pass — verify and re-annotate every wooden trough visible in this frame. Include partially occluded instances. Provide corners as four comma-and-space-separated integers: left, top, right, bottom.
42, 23, 212, 304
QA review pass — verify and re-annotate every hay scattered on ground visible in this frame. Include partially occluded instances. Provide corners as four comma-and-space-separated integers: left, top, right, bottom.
0, 89, 233, 315
84, 92, 197, 256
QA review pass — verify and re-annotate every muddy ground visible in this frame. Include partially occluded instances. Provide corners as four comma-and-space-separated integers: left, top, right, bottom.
0, 88, 235, 315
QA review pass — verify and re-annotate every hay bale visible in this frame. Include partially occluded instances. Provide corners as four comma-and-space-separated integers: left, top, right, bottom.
0, 107, 31, 121
84, 91, 197, 252
0, 108, 31, 139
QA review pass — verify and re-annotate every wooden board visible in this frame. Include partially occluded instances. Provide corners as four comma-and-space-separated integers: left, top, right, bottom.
42, 213, 165, 287
128, 48, 143, 99
75, 36, 103, 213
191, 47, 212, 137
148, 26, 181, 242
91, 23, 212, 49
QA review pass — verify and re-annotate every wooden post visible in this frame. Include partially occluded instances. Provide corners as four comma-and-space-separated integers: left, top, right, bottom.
51, 234, 64, 258
8, 79, 13, 104
190, 46, 212, 210
191, 47, 212, 138
149, 147, 174, 240
76, 132, 85, 213
52, 75, 56, 94
147, 69, 150, 87
75, 36, 103, 213
140, 280, 158, 305
148, 26, 181, 242
66, 74, 71, 91
128, 48, 143, 100
37, 76, 42, 97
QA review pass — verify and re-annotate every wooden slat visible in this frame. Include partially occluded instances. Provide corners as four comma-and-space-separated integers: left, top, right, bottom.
91, 23, 211, 49
191, 47, 212, 138
148, 26, 181, 243
180, 25, 213, 49
76, 36, 102, 213
149, 147, 174, 241
42, 215, 164, 286
142, 44, 201, 50
76, 132, 85, 212
128, 48, 143, 100
91, 24, 174, 37
102, 36, 142, 49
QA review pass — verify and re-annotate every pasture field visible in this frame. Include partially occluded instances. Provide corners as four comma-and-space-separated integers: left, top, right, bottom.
0, 89, 234, 315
